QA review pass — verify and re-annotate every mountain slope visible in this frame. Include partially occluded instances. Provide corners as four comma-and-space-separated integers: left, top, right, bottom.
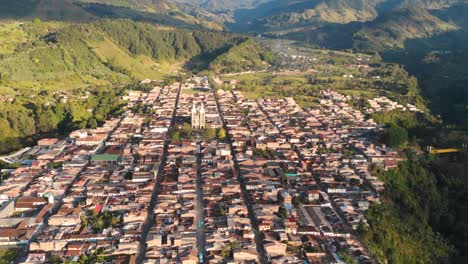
353, 6, 456, 51
0, 0, 224, 30
260, 0, 382, 29
209, 39, 277, 73
174, 0, 274, 13
0, 0, 94, 21
227, 0, 384, 32
0, 19, 248, 90
77, 0, 175, 12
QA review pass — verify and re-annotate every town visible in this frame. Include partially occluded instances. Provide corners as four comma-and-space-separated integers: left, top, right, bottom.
0, 76, 408, 264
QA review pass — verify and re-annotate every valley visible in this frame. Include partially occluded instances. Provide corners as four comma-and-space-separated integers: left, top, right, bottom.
0, 1, 467, 264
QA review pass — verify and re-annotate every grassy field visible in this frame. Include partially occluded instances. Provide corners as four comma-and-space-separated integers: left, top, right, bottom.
340, 89, 379, 98
220, 69, 401, 108
0, 20, 202, 94
0, 23, 28, 55
89, 38, 182, 81
221, 72, 320, 107
0, 21, 68, 55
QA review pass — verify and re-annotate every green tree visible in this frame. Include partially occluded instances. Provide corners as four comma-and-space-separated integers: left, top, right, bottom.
278, 205, 288, 218
171, 131, 181, 141
380, 123, 408, 148
49, 254, 62, 264
217, 128, 226, 140
87, 119, 98, 129
203, 128, 216, 140
0, 249, 20, 264
181, 123, 193, 139
36, 108, 59, 133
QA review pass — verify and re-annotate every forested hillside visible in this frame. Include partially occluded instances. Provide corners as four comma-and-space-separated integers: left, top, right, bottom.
209, 39, 278, 74
239, 0, 382, 32
0, 19, 245, 90
353, 6, 455, 51
362, 140, 468, 263
77, 0, 175, 11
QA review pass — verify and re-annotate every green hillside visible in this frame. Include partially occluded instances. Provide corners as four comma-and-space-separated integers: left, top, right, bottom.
209, 39, 278, 74
259, 0, 381, 30
174, 0, 274, 14
77, 0, 175, 12
354, 6, 456, 51
0, 19, 248, 91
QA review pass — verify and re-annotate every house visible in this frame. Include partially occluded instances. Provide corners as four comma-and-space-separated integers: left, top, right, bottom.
37, 138, 59, 146
0, 229, 27, 242
48, 215, 81, 227
285, 217, 298, 234
15, 197, 48, 212
75, 135, 106, 146
264, 241, 287, 257
307, 190, 320, 201
233, 249, 258, 263
91, 154, 121, 165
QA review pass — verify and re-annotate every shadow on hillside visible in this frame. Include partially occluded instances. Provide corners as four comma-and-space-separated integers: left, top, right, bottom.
0, 0, 202, 30
226, 0, 319, 32
0, 0, 93, 22
78, 3, 201, 30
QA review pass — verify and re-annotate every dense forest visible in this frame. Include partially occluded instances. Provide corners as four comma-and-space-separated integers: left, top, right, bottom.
0, 19, 247, 87
363, 149, 468, 263
0, 86, 126, 154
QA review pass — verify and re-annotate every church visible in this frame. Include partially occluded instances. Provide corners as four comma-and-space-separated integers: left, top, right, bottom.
191, 103, 206, 129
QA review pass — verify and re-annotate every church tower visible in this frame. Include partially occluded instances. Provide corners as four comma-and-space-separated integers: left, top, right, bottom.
199, 103, 206, 129
191, 102, 206, 129
191, 102, 199, 129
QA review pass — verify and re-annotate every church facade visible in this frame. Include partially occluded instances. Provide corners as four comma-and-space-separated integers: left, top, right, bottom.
191, 103, 206, 129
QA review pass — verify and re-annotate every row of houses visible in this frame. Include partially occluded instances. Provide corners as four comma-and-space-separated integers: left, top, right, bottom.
217, 87, 401, 263
0, 82, 180, 263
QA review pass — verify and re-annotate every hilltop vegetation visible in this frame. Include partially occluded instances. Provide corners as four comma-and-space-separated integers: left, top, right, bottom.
363, 157, 455, 264
77, 0, 175, 12
0, 85, 126, 154
209, 39, 278, 74
0, 19, 247, 91
362, 147, 468, 263
227, 0, 463, 54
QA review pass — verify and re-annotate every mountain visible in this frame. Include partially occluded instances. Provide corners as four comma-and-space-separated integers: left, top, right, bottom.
242, 1, 459, 52
209, 39, 277, 73
0, 0, 224, 30
0, 0, 94, 21
0, 19, 251, 90
354, 6, 456, 51
77, 0, 175, 12
236, 0, 383, 32
173, 0, 274, 14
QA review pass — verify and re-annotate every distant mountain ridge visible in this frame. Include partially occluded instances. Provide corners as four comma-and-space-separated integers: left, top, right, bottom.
0, 0, 224, 30
226, 0, 465, 52
0, 19, 255, 89
354, 5, 456, 51
77, 0, 175, 12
